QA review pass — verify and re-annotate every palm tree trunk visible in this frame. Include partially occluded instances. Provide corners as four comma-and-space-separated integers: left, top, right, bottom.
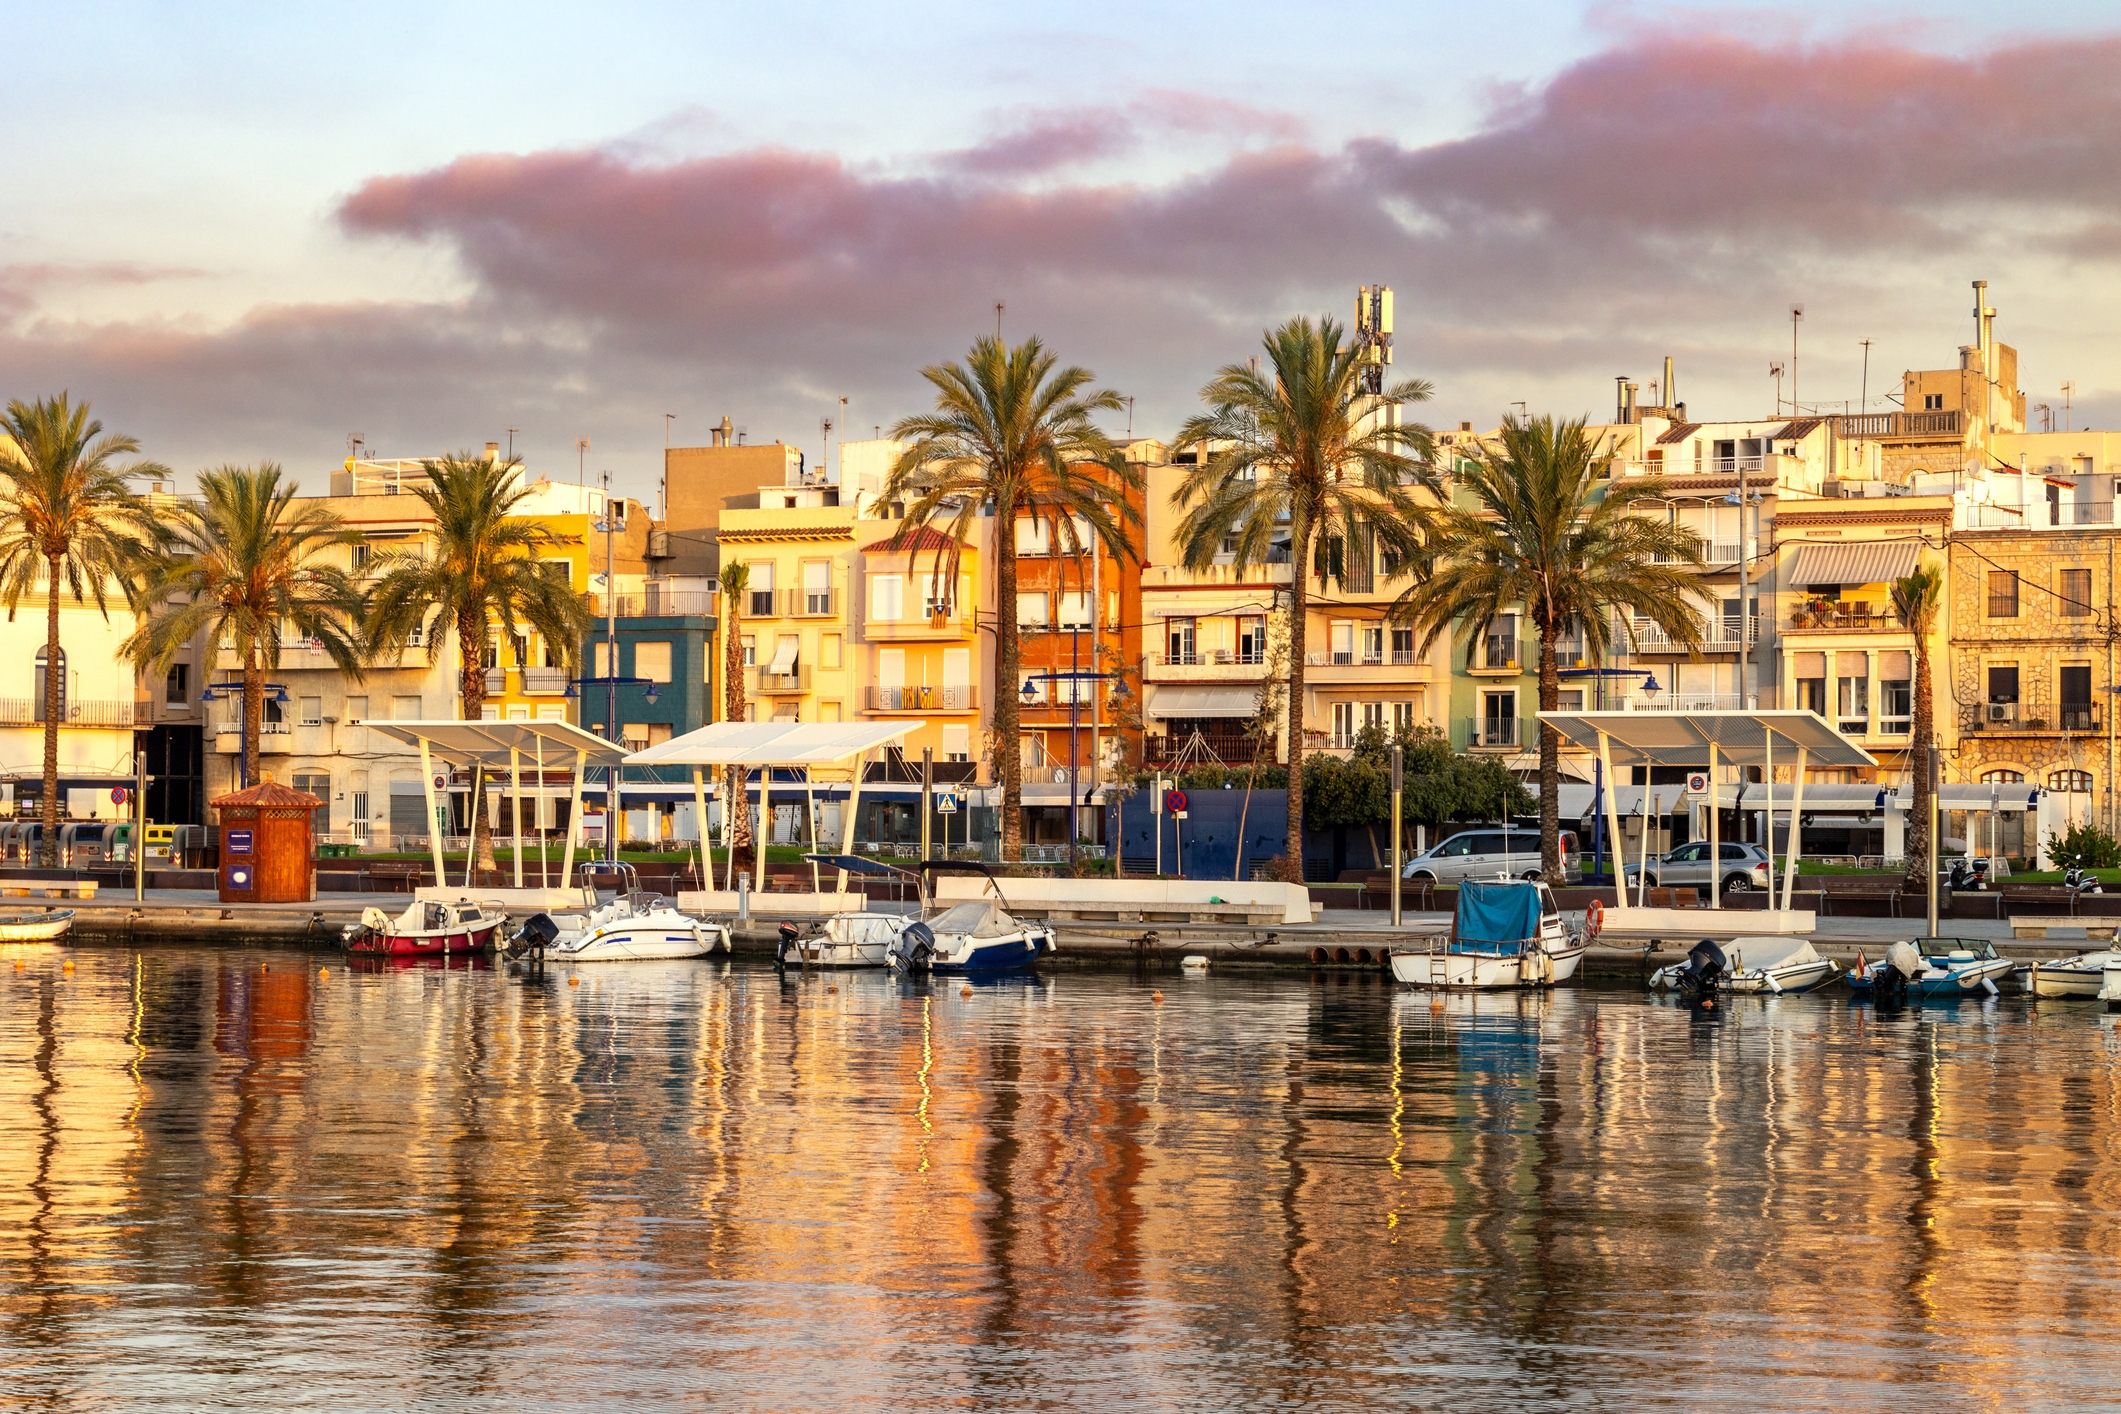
39, 558, 61, 867
1905, 635, 1934, 890
724, 605, 751, 878
1284, 518, 1310, 866
1538, 625, 1562, 879
460, 611, 495, 873
996, 527, 1023, 862
243, 644, 262, 793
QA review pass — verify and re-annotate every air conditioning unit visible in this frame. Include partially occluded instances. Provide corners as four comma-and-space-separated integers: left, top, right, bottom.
1988, 704, 2010, 722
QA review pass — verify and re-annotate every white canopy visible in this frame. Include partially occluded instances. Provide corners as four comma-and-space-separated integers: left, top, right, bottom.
361, 718, 627, 765
1538, 709, 1877, 770
623, 720, 925, 767
1146, 686, 1256, 719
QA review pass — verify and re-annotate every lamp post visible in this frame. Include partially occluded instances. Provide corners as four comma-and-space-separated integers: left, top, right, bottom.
594, 479, 621, 860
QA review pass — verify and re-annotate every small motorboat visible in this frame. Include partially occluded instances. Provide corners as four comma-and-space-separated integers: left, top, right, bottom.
0, 910, 74, 943
344, 897, 507, 957
1388, 878, 1584, 990
887, 862, 1054, 974
1649, 935, 1840, 996
509, 862, 729, 963
1848, 937, 2016, 1002
776, 913, 908, 970
2029, 948, 2121, 999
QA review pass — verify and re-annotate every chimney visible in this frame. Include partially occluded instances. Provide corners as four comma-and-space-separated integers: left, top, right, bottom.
1663, 356, 1676, 412
714, 415, 734, 448
484, 442, 500, 464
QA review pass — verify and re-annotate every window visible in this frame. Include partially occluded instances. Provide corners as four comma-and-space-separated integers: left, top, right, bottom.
1797, 678, 1826, 714
1014, 518, 1051, 555
506, 705, 529, 721
1481, 615, 1518, 670
1557, 689, 1585, 711
1315, 536, 1345, 582
1481, 690, 1517, 747
2050, 770, 2094, 793
1166, 617, 1195, 663
1988, 570, 2019, 618
621, 723, 651, 752
539, 559, 572, 587
740, 635, 756, 668
942, 723, 971, 761
1017, 592, 1050, 628
299, 696, 323, 726
1391, 627, 1414, 665
1360, 624, 1384, 665
535, 704, 564, 721
2062, 568, 2093, 618
1360, 702, 1386, 731
1331, 701, 1357, 748
350, 788, 370, 838
822, 634, 842, 669
2062, 664, 2094, 730
481, 704, 500, 721
1836, 651, 1868, 731
747, 562, 775, 617
802, 560, 831, 615
870, 574, 904, 622
33, 647, 63, 723
635, 642, 672, 683
291, 773, 331, 833
594, 642, 613, 678
1923, 393, 1945, 411
345, 695, 368, 724
920, 574, 954, 619
1059, 591, 1091, 628
1988, 665, 2019, 703
1392, 701, 1417, 733
165, 663, 189, 703
263, 697, 285, 726
1238, 617, 1267, 665
350, 543, 371, 572
1330, 621, 1355, 666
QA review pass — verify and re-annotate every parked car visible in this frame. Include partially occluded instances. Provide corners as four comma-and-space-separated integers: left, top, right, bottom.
1403, 827, 1578, 884
1624, 842, 1772, 894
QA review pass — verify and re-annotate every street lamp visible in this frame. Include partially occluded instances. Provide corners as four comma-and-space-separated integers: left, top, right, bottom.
1640, 673, 1662, 706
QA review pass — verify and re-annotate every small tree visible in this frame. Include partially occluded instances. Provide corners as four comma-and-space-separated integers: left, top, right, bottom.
1891, 563, 1944, 891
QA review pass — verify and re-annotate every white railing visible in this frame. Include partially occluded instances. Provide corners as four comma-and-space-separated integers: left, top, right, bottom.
0, 699, 137, 727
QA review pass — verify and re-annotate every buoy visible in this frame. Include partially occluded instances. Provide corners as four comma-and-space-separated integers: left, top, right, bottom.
569, 976, 580, 987
827, 983, 839, 994
261, 964, 270, 973
318, 968, 329, 979
62, 959, 74, 973
1152, 990, 1164, 1004
960, 984, 973, 998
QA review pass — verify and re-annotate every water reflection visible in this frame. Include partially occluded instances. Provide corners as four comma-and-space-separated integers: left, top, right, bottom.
1, 950, 2119, 1407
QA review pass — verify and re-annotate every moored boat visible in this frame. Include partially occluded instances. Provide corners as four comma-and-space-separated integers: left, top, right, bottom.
343, 897, 506, 957
887, 862, 1054, 974
1848, 938, 2015, 1002
0, 910, 74, 943
777, 912, 908, 970
2029, 949, 2121, 999
1649, 935, 1840, 996
509, 862, 729, 963
1389, 879, 1583, 990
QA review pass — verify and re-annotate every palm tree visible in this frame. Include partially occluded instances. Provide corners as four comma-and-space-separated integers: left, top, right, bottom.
717, 562, 753, 880
366, 453, 592, 871
879, 335, 1139, 861
1891, 563, 1944, 890
1394, 414, 1708, 880
0, 395, 167, 865
1170, 314, 1433, 862
124, 465, 366, 792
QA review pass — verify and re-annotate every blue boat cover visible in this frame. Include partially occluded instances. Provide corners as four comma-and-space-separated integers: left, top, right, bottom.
1456, 880, 1543, 945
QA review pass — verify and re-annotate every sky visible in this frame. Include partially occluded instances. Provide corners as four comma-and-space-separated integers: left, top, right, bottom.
3, 1, 2120, 506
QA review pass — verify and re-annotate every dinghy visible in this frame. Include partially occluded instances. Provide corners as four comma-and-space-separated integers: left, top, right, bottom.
344, 897, 506, 957
1388, 878, 1584, 990
1649, 934, 1839, 996
0, 910, 74, 943
1848, 938, 2015, 1002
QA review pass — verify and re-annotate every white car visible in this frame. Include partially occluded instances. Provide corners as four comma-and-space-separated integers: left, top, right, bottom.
1403, 827, 1579, 884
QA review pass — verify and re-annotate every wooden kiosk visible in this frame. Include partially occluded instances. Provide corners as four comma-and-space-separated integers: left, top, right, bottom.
213, 780, 323, 904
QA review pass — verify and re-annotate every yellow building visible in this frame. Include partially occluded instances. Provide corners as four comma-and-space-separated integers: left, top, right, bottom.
855, 522, 982, 773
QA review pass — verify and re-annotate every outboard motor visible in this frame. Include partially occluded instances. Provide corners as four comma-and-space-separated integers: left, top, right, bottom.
1676, 939, 1726, 1000
889, 921, 937, 974
776, 920, 802, 972
1869, 940, 1922, 1006
512, 911, 560, 959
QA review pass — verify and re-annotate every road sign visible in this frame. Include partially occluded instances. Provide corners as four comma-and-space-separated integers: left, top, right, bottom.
110, 787, 128, 805
1164, 789, 1188, 814
1686, 772, 1709, 794
936, 792, 958, 815
433, 773, 448, 791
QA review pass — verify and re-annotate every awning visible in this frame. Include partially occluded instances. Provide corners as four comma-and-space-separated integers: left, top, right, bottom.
767, 636, 800, 674
1785, 541, 1921, 588
1146, 686, 1257, 720
1538, 709, 1878, 770
359, 718, 629, 766
623, 720, 925, 767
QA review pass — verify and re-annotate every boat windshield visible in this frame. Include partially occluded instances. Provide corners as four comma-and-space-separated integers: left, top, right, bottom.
927, 900, 1020, 938
1922, 938, 1998, 960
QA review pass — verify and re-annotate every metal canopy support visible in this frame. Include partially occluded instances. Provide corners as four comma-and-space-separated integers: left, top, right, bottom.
1762, 726, 1775, 902
1708, 741, 1721, 910
417, 735, 446, 884
840, 751, 865, 894
1598, 730, 1627, 907
562, 748, 586, 889
806, 769, 820, 892
1781, 749, 1808, 912
510, 746, 524, 889
535, 734, 548, 889
691, 766, 709, 894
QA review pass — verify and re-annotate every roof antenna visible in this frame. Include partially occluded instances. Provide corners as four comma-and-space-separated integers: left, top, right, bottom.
995, 301, 1005, 341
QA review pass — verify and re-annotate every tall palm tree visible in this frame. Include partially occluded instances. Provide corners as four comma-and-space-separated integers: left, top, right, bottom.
1170, 314, 1433, 862
124, 465, 366, 792
366, 453, 592, 871
880, 335, 1139, 861
717, 562, 753, 879
0, 395, 167, 865
1891, 563, 1944, 890
1394, 414, 1707, 880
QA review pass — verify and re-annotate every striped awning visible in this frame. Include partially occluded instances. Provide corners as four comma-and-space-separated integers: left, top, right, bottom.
1146, 686, 1257, 720
1785, 541, 1920, 588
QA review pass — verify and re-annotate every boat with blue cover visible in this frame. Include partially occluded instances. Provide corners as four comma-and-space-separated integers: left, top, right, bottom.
1848, 937, 2015, 1002
1388, 878, 1583, 990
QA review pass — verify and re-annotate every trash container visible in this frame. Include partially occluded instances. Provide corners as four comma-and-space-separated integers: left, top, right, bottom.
212, 781, 324, 903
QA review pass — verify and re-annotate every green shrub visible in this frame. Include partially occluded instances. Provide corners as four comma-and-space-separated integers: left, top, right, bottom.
2047, 823, 2121, 869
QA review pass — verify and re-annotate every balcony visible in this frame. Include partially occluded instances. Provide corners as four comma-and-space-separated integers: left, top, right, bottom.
1144, 731, 1265, 767
779, 588, 838, 619
1141, 561, 1293, 590
0, 698, 136, 728
757, 666, 813, 694
1628, 621, 1759, 654
1786, 606, 1905, 634
214, 720, 293, 754
865, 685, 978, 712
1962, 702, 2100, 734
1470, 637, 1520, 674
521, 667, 570, 695
863, 611, 975, 641
861, 756, 979, 785
1460, 716, 1526, 749
595, 589, 716, 617
1609, 692, 1748, 713
1828, 410, 1963, 440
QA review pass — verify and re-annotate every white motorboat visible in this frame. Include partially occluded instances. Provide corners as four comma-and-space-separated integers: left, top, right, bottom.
2030, 949, 2121, 999
887, 862, 1055, 974
1389, 878, 1584, 990
1649, 935, 1840, 996
1849, 938, 2016, 1002
776, 912, 908, 970
0, 910, 74, 943
510, 862, 730, 963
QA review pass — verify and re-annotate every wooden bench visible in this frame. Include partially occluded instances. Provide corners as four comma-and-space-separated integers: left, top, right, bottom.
362, 862, 423, 893
1813, 876, 1906, 917
0, 880, 96, 898
2011, 916, 2119, 941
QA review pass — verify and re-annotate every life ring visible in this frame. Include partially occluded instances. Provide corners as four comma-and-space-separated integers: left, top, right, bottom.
1586, 899, 1604, 937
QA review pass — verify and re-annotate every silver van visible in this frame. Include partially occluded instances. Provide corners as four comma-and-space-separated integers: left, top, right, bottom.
1403, 827, 1578, 884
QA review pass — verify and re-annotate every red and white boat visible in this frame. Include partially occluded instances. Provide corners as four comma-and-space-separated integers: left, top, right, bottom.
343, 897, 508, 957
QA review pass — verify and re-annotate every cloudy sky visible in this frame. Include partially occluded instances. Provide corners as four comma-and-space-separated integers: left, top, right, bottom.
4, 1, 2118, 505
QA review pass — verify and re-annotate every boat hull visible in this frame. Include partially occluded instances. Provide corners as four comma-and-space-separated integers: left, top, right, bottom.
2030, 959, 2113, 998
1723, 959, 1841, 995
0, 910, 74, 943
1850, 956, 2016, 999
551, 919, 728, 962
930, 932, 1054, 973
1390, 943, 1584, 990
346, 919, 503, 957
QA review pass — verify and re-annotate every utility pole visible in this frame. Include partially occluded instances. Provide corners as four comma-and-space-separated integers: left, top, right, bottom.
1860, 339, 1873, 412
599, 471, 620, 861
2064, 381, 2077, 432
1789, 306, 1803, 415
577, 437, 590, 490
1390, 744, 1403, 925
995, 302, 1004, 341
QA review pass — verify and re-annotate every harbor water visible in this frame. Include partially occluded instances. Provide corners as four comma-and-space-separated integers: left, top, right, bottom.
4, 946, 2121, 1409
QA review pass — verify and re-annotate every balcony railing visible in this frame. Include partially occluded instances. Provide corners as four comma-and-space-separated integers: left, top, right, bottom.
596, 590, 717, 617
0, 699, 137, 727
757, 666, 812, 694
1612, 692, 1747, 712
1787, 606, 1904, 633
1967, 703, 2102, 733
521, 666, 570, 695
1476, 638, 1519, 671
1144, 732, 1264, 767
779, 588, 838, 618
865, 685, 978, 711
1629, 622, 1759, 653
1462, 716, 1522, 748
1828, 410, 1963, 439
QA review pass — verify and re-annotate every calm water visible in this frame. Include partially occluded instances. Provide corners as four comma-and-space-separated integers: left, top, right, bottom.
3, 949, 2121, 1411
